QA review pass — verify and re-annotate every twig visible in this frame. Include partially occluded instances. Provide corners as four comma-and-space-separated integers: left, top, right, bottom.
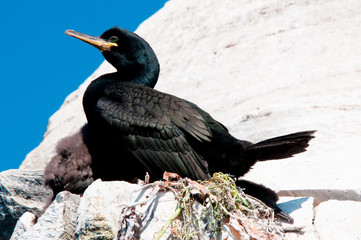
154, 204, 184, 240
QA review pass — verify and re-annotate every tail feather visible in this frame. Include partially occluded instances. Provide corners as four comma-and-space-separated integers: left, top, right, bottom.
244, 130, 316, 161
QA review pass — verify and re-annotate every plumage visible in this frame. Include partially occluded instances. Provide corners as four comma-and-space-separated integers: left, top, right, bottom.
44, 125, 94, 194
43, 27, 316, 222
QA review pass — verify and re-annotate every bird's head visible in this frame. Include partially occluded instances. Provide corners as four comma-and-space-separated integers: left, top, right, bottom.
65, 26, 159, 87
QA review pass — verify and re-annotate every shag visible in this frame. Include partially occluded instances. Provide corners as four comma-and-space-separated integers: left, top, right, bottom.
44, 27, 315, 222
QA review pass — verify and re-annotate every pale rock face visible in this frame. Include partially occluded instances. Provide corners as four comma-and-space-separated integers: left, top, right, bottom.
17, 191, 81, 240
10, 180, 181, 240
9, 212, 35, 240
20, 0, 361, 202
0, 169, 51, 240
74, 180, 177, 240
314, 200, 361, 240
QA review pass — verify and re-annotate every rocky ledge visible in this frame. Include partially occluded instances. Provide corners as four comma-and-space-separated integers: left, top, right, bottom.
2, 170, 361, 239
0, 170, 307, 239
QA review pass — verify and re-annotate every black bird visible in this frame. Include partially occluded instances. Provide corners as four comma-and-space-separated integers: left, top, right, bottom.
44, 27, 315, 222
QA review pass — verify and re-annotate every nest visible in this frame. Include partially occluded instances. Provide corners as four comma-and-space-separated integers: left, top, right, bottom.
152, 172, 284, 240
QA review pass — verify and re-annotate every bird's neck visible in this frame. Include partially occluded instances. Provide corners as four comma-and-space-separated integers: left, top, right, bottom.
111, 68, 158, 87
127, 66, 159, 88
108, 54, 159, 88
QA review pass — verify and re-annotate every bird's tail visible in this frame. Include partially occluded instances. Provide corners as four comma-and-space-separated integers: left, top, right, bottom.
243, 130, 316, 161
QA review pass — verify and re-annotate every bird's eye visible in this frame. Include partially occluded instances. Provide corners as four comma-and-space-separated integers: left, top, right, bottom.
109, 36, 119, 43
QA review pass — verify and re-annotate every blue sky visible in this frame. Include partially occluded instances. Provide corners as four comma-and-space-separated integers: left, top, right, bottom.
0, 0, 168, 172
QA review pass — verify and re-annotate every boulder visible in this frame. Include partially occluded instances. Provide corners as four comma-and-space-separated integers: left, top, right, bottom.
0, 169, 51, 240
10, 180, 178, 240
11, 179, 289, 239
75, 180, 177, 239
12, 191, 80, 240
9, 212, 35, 240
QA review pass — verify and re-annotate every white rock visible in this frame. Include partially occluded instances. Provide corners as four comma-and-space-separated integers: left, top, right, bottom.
9, 179, 293, 239
10, 212, 36, 240
75, 180, 288, 239
314, 200, 361, 240
17, 191, 81, 240
0, 169, 51, 239
75, 180, 177, 240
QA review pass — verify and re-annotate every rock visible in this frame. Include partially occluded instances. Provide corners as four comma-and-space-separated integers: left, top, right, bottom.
12, 179, 296, 239
11, 191, 80, 240
9, 212, 35, 240
0, 169, 51, 240
75, 180, 177, 240
314, 200, 361, 240
9, 180, 175, 239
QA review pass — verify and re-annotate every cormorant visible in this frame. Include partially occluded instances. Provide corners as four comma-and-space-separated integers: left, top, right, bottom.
44, 27, 315, 222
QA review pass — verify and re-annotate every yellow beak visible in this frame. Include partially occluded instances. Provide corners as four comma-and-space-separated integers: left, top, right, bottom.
65, 29, 118, 51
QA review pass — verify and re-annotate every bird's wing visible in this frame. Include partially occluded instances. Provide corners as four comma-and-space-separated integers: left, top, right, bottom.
186, 100, 230, 133
95, 82, 212, 180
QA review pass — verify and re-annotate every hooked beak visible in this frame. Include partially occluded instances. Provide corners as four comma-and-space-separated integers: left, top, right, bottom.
65, 29, 118, 51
